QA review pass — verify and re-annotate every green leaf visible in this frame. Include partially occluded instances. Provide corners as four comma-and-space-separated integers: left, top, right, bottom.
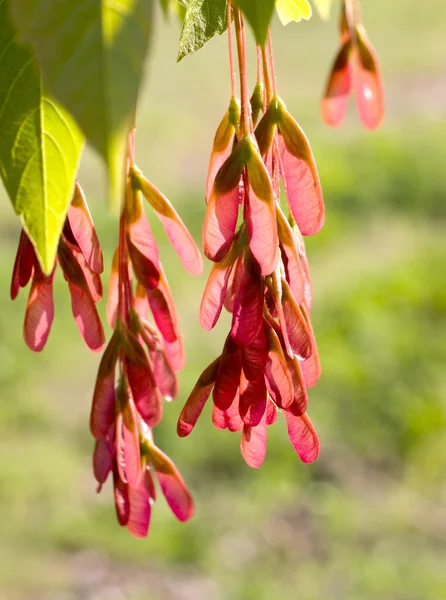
234, 0, 275, 45
0, 0, 83, 274
276, 0, 312, 26
159, 0, 170, 16
311, 0, 334, 20
12, 0, 154, 205
174, 1, 189, 22
177, 0, 228, 61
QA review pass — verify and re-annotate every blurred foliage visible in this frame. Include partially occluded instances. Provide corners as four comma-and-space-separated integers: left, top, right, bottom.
1, 0, 446, 598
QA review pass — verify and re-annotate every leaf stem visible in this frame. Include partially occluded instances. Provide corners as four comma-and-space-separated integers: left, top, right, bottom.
227, 0, 236, 98
234, 8, 252, 136
261, 45, 273, 105
256, 44, 262, 83
117, 131, 136, 326
267, 29, 278, 98
118, 205, 129, 323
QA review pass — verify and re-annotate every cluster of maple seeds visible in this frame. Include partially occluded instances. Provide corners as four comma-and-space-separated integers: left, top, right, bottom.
11, 183, 105, 353
11, 134, 203, 537
10, 0, 383, 537
89, 134, 203, 537
178, 5, 323, 467
322, 0, 384, 129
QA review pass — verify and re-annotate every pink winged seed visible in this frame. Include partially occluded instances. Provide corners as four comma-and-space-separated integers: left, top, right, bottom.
115, 413, 128, 484
300, 304, 322, 389
127, 237, 160, 291
293, 226, 313, 309
113, 466, 130, 526
212, 391, 244, 432
205, 104, 239, 203
125, 355, 162, 428
354, 29, 384, 130
90, 333, 120, 439
147, 268, 181, 345
66, 240, 102, 302
241, 418, 267, 469
177, 357, 220, 437
284, 412, 320, 463
241, 323, 268, 382
246, 149, 279, 276
133, 283, 149, 320
120, 391, 142, 489
287, 355, 309, 417
90, 370, 116, 439
281, 279, 313, 359
239, 374, 267, 427
277, 208, 305, 305
231, 262, 264, 346
93, 439, 113, 490
67, 282, 105, 352
200, 243, 239, 331
203, 143, 247, 262
278, 112, 325, 236
149, 344, 178, 401
148, 444, 195, 522
321, 39, 353, 127
132, 169, 203, 276
212, 336, 242, 411
224, 254, 244, 313
68, 182, 104, 273
147, 288, 177, 343
264, 325, 294, 409
11, 230, 35, 300
127, 477, 151, 538
203, 187, 240, 263
163, 336, 186, 373
24, 272, 55, 352
266, 399, 278, 425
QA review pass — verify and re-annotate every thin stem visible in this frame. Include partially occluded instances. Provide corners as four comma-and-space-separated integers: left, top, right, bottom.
117, 131, 137, 325
256, 44, 262, 83
347, 0, 360, 23
267, 29, 278, 97
271, 136, 281, 203
128, 126, 136, 165
234, 8, 252, 135
344, 0, 359, 40
261, 45, 273, 105
117, 206, 128, 324
227, 0, 236, 98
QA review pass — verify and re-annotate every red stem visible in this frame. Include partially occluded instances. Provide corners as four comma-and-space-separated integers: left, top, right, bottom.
272, 135, 282, 204
234, 8, 252, 135
261, 45, 273, 105
267, 29, 278, 97
256, 44, 262, 83
117, 208, 129, 324
117, 131, 137, 326
227, 0, 236, 98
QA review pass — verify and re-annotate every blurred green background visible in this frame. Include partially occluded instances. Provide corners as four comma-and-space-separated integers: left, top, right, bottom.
1, 1, 446, 598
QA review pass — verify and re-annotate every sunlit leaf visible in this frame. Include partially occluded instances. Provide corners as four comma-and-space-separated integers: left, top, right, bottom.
178, 0, 228, 61
0, 0, 83, 274
12, 0, 153, 203
234, 0, 275, 45
276, 0, 312, 26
